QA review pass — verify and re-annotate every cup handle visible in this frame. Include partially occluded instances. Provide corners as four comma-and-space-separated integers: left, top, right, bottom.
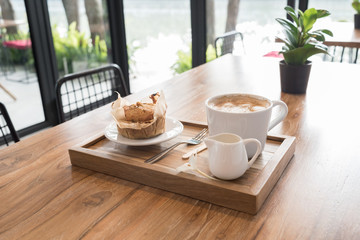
268, 100, 288, 131
243, 138, 262, 167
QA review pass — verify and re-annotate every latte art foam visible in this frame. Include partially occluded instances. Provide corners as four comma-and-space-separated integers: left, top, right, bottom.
210, 95, 270, 113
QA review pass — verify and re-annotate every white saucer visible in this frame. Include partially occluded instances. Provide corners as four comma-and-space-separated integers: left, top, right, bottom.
104, 117, 184, 146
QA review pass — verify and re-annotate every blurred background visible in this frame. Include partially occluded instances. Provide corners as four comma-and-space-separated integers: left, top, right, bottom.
0, 0, 355, 136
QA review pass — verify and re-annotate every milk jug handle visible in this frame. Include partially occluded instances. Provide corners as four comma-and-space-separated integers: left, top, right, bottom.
243, 138, 262, 167
268, 100, 288, 131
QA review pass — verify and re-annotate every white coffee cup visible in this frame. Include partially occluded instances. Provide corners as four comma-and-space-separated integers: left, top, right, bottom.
205, 93, 288, 158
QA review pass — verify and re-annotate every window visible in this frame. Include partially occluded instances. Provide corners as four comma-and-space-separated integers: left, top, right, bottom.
47, 0, 112, 77
308, 0, 353, 22
0, 0, 45, 131
123, 0, 191, 92
207, 0, 286, 60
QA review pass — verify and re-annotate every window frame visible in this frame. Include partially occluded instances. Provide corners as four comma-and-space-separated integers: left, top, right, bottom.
18, 0, 305, 137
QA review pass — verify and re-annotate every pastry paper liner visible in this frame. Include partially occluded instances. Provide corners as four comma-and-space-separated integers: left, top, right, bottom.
111, 90, 167, 139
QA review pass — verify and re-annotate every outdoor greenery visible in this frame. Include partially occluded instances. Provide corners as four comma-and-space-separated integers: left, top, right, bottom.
0, 22, 108, 74
53, 22, 108, 73
276, 6, 333, 65
1, 19, 218, 77
127, 41, 141, 76
0, 30, 32, 65
171, 44, 216, 74
0, 22, 144, 76
353, 0, 360, 14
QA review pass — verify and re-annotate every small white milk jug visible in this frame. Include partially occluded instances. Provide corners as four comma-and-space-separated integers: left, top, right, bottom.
204, 133, 261, 180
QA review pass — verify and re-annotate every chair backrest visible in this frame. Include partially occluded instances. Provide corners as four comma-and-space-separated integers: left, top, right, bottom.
323, 46, 359, 63
0, 102, 20, 146
55, 64, 129, 123
214, 31, 245, 58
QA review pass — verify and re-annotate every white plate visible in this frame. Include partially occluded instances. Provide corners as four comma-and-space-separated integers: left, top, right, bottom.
105, 117, 184, 146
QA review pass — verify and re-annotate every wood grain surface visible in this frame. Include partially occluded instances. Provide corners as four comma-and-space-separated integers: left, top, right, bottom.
323, 22, 360, 48
69, 122, 295, 214
1, 55, 360, 239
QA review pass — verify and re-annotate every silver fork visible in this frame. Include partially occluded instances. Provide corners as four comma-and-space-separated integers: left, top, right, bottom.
145, 128, 208, 164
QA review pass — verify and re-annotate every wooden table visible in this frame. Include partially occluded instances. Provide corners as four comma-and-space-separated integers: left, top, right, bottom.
323, 22, 360, 48
1, 55, 360, 239
0, 19, 25, 30
275, 22, 360, 48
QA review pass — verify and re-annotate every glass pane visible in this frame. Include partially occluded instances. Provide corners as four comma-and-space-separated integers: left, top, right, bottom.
0, 0, 45, 131
308, 0, 353, 22
207, 0, 286, 59
123, 0, 191, 93
307, 1, 355, 63
47, 0, 112, 77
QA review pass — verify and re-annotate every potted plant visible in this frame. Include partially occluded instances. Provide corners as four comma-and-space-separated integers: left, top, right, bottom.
276, 6, 333, 94
352, 0, 360, 29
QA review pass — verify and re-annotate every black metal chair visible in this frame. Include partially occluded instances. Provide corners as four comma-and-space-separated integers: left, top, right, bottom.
214, 31, 245, 58
323, 46, 359, 63
55, 64, 129, 123
0, 102, 20, 146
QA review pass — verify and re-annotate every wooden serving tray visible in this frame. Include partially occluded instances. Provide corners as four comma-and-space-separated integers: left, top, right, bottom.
69, 121, 295, 214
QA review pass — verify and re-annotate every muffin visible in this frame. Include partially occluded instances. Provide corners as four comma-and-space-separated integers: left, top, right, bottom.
111, 91, 167, 139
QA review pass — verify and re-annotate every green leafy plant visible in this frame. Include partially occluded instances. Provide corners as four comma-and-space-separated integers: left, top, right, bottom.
171, 45, 192, 74
276, 6, 333, 65
206, 44, 217, 62
53, 22, 137, 74
0, 22, 140, 76
171, 44, 216, 74
52, 22, 92, 73
0, 31, 32, 65
88, 35, 108, 66
127, 41, 141, 76
353, 0, 360, 14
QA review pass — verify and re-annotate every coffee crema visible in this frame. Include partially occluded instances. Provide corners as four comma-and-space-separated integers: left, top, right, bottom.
209, 95, 270, 113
